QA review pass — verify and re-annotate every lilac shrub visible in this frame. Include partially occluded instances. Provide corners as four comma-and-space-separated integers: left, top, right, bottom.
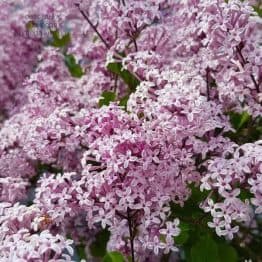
0, 0, 261, 261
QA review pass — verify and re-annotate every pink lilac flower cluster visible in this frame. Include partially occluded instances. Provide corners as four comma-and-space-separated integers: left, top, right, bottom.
0, 203, 74, 261
0, 0, 261, 260
200, 140, 261, 239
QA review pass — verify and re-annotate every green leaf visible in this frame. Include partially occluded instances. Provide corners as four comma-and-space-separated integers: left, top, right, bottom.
64, 54, 84, 78
50, 30, 71, 48
174, 222, 190, 245
103, 251, 125, 262
190, 235, 219, 262
119, 95, 129, 109
36, 162, 63, 175
229, 111, 250, 131
75, 244, 87, 260
90, 229, 110, 258
171, 185, 209, 220
106, 62, 140, 110
99, 91, 116, 107
107, 62, 140, 92
253, 6, 262, 17
217, 243, 238, 262
237, 112, 250, 130
225, 113, 262, 145
239, 188, 253, 201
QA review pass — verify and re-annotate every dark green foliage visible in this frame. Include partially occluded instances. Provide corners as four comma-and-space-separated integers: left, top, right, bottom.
174, 222, 190, 246
170, 185, 238, 262
107, 62, 140, 92
103, 252, 125, 262
90, 229, 110, 258
35, 162, 63, 175
99, 91, 116, 107
171, 185, 209, 221
229, 111, 250, 131
253, 6, 262, 17
190, 235, 220, 262
189, 235, 238, 262
239, 188, 253, 201
225, 112, 262, 144
217, 243, 238, 262
64, 54, 85, 78
50, 30, 71, 48
75, 244, 87, 260
119, 95, 130, 110
98, 62, 140, 109
48, 31, 84, 78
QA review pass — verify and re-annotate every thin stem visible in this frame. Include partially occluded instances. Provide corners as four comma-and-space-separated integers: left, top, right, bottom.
250, 74, 260, 93
127, 23, 138, 51
126, 24, 147, 50
206, 67, 210, 101
132, 36, 138, 52
116, 210, 128, 219
75, 3, 110, 50
113, 75, 118, 93
127, 208, 135, 262
80, 143, 89, 150
236, 46, 260, 93
119, 0, 138, 51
